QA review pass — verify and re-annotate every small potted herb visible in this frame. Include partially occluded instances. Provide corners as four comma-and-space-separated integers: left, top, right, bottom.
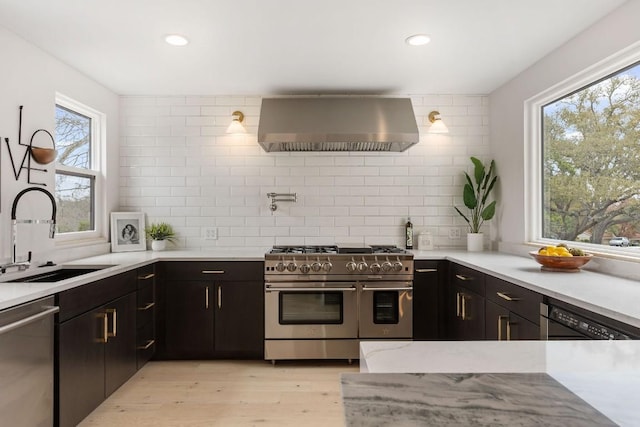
145, 222, 175, 251
454, 157, 498, 251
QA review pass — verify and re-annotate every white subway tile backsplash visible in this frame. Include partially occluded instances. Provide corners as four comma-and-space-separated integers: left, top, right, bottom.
119, 94, 489, 249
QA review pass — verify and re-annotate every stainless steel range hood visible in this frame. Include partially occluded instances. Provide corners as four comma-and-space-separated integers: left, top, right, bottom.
257, 97, 419, 152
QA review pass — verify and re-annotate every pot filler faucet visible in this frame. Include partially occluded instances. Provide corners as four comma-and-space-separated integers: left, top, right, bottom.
0, 187, 57, 273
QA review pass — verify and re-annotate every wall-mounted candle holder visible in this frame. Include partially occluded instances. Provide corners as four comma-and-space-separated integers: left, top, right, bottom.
267, 192, 297, 212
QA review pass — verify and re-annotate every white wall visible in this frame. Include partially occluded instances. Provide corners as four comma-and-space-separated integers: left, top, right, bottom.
0, 26, 119, 266
119, 95, 490, 250
490, 1, 640, 251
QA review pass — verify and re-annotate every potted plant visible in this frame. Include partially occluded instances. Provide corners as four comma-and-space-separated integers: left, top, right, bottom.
454, 157, 498, 251
145, 222, 175, 251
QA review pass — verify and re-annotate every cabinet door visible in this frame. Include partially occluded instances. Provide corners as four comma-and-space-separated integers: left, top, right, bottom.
486, 300, 539, 340
449, 285, 485, 340
412, 261, 441, 340
164, 281, 214, 358
214, 280, 264, 358
58, 309, 105, 427
105, 292, 137, 396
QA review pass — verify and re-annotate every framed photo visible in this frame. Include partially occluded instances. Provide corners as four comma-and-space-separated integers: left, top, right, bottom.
110, 212, 146, 252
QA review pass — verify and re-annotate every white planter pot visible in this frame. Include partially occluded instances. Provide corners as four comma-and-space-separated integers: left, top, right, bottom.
467, 233, 484, 252
151, 239, 167, 251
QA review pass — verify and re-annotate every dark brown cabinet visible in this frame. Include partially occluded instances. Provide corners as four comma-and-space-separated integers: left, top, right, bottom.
157, 261, 264, 359
214, 280, 264, 357
485, 300, 539, 340
136, 264, 156, 368
164, 280, 214, 359
56, 271, 137, 427
485, 276, 542, 341
447, 263, 486, 340
412, 260, 445, 340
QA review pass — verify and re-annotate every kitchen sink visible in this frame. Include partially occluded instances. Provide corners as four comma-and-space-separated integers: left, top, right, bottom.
6, 266, 114, 283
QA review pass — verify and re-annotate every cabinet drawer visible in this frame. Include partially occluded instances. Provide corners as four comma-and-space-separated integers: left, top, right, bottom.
486, 276, 542, 325
136, 265, 156, 289
160, 261, 264, 281
137, 284, 155, 310
57, 270, 137, 322
450, 263, 485, 296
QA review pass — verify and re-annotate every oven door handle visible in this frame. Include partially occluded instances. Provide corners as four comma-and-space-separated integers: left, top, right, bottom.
265, 287, 356, 292
361, 286, 413, 291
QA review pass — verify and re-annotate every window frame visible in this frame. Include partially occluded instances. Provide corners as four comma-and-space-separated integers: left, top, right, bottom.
54, 93, 106, 244
525, 42, 640, 257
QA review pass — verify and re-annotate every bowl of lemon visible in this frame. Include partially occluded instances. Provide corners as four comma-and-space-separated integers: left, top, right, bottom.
529, 244, 593, 272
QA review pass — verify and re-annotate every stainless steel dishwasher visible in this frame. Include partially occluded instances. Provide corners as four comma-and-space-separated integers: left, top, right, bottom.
0, 296, 59, 426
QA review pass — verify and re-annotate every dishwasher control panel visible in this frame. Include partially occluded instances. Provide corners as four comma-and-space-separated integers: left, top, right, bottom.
549, 307, 632, 340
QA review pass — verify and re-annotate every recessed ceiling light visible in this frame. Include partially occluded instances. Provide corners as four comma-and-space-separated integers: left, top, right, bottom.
165, 34, 189, 46
405, 34, 431, 46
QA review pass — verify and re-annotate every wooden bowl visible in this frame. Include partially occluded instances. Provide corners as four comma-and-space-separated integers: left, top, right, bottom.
529, 251, 593, 271
31, 147, 56, 164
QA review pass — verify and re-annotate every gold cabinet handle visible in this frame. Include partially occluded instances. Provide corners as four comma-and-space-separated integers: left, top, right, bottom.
506, 320, 515, 341
462, 295, 467, 320
100, 313, 109, 343
138, 302, 155, 311
202, 270, 225, 274
106, 308, 117, 338
456, 292, 461, 317
205, 286, 209, 309
415, 268, 437, 273
496, 292, 521, 301
455, 274, 472, 281
217, 285, 222, 309
137, 339, 155, 350
138, 273, 155, 280
497, 315, 509, 341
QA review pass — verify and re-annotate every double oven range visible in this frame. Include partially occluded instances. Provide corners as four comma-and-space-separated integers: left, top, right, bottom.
264, 245, 413, 362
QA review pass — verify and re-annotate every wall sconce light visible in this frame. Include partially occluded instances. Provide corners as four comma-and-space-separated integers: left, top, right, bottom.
226, 111, 246, 134
428, 111, 449, 134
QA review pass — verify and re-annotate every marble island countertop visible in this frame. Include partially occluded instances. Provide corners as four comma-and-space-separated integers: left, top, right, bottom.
343, 340, 640, 426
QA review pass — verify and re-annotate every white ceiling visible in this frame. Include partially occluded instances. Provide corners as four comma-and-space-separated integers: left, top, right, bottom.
0, 0, 627, 96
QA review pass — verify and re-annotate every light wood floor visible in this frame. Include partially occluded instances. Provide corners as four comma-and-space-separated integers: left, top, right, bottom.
79, 360, 359, 427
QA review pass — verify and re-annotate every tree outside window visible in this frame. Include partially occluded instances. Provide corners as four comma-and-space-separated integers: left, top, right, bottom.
55, 104, 96, 234
542, 62, 640, 247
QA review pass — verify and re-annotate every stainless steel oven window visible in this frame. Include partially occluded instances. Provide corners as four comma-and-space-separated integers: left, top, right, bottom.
373, 291, 399, 324
279, 292, 343, 324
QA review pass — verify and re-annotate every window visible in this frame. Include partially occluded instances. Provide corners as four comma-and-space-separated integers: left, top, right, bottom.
528, 52, 640, 253
54, 95, 105, 240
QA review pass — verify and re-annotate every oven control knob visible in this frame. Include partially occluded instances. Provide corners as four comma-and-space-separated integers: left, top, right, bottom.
311, 262, 322, 272
370, 263, 381, 273
299, 264, 311, 274
392, 261, 403, 272
322, 261, 333, 272
275, 262, 286, 272
381, 261, 392, 272
357, 262, 368, 272
286, 262, 297, 272
346, 261, 357, 272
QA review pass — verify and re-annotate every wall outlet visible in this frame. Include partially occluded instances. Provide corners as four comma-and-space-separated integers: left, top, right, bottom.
448, 228, 461, 240
203, 227, 218, 240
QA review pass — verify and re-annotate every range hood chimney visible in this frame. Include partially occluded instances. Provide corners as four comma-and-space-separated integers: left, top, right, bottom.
257, 97, 419, 152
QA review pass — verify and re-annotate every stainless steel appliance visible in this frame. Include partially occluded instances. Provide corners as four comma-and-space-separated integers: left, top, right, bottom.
540, 301, 639, 340
0, 296, 59, 426
264, 245, 413, 361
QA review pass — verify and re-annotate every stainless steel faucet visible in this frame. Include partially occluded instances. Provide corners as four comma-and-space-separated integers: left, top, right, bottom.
0, 187, 57, 274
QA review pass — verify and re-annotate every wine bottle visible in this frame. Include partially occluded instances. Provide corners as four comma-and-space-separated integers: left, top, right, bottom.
405, 217, 413, 249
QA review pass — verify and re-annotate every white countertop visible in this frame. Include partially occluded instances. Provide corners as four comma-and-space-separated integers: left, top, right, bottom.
359, 340, 640, 426
1, 248, 639, 331
0, 248, 266, 310
414, 250, 640, 329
